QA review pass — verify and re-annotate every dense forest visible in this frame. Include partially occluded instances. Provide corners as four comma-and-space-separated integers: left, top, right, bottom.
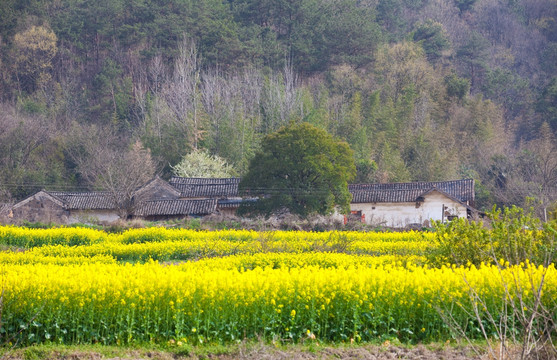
0, 0, 556, 217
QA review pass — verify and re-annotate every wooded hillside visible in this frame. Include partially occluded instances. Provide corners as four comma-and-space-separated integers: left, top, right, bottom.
0, 0, 556, 216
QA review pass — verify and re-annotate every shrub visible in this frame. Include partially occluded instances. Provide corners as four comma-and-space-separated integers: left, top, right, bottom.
428, 206, 556, 267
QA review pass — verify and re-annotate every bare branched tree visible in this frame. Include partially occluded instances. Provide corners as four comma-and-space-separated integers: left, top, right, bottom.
0, 103, 57, 172
491, 123, 557, 221
0, 187, 13, 222
69, 125, 156, 218
261, 62, 300, 132
520, 123, 557, 221
0, 103, 61, 199
163, 36, 203, 149
135, 54, 172, 145
132, 63, 150, 130
438, 235, 556, 359
201, 68, 263, 169
238, 68, 263, 119
201, 69, 231, 154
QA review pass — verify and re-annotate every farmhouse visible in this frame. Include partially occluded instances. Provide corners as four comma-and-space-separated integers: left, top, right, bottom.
11, 190, 120, 224
134, 199, 218, 221
134, 176, 182, 201
168, 177, 242, 216
347, 179, 476, 228
8, 177, 477, 227
9, 176, 243, 224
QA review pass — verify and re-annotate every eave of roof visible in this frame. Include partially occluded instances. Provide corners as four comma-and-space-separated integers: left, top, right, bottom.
135, 199, 218, 216
349, 179, 474, 204
169, 177, 240, 198
47, 191, 116, 210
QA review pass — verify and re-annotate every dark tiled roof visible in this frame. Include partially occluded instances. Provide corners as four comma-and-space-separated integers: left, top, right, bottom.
169, 177, 240, 198
134, 176, 181, 199
48, 191, 116, 210
350, 189, 428, 203
349, 179, 475, 204
135, 199, 217, 217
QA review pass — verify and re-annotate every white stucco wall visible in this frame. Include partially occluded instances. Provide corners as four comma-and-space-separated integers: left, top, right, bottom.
350, 191, 468, 228
68, 210, 121, 224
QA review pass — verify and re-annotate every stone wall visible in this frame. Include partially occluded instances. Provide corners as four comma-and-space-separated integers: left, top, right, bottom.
11, 193, 68, 224
350, 191, 468, 228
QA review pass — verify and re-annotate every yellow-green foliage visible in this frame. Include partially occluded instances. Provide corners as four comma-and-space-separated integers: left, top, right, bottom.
0, 252, 116, 265
1, 226, 434, 261
0, 225, 108, 247
3, 259, 556, 345
429, 207, 556, 266
29, 236, 431, 262
1, 225, 556, 346
1, 226, 432, 247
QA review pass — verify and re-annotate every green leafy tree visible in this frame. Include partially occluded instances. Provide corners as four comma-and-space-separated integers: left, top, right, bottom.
354, 158, 378, 183
93, 59, 133, 130
239, 122, 356, 217
318, 0, 382, 69
482, 68, 530, 119
445, 73, 470, 101
456, 32, 489, 90
454, 0, 477, 13
172, 149, 236, 178
376, 0, 406, 39
13, 25, 58, 93
537, 77, 557, 133
413, 20, 450, 62
231, 0, 381, 72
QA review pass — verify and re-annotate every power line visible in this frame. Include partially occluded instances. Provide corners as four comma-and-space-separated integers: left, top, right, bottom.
2, 181, 557, 191
0, 183, 100, 190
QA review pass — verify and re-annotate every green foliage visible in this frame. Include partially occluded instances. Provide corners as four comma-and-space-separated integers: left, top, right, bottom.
354, 159, 378, 184
550, 202, 557, 221
231, 0, 381, 72
172, 149, 236, 178
376, 0, 406, 39
0, 0, 555, 212
456, 32, 489, 89
482, 68, 530, 118
428, 206, 557, 267
140, 111, 191, 178
239, 122, 356, 217
537, 77, 557, 133
402, 129, 449, 181
444, 73, 470, 101
0, 0, 20, 40
375, 141, 411, 182
13, 25, 58, 93
413, 20, 450, 62
541, 43, 557, 75
92, 59, 133, 130
337, 91, 370, 160
454, 0, 478, 12
317, 0, 382, 69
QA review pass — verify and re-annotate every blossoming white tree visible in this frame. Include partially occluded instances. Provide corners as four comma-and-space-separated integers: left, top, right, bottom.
172, 149, 235, 178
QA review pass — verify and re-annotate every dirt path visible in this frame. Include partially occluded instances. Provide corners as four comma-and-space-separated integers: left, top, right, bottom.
3, 344, 482, 360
